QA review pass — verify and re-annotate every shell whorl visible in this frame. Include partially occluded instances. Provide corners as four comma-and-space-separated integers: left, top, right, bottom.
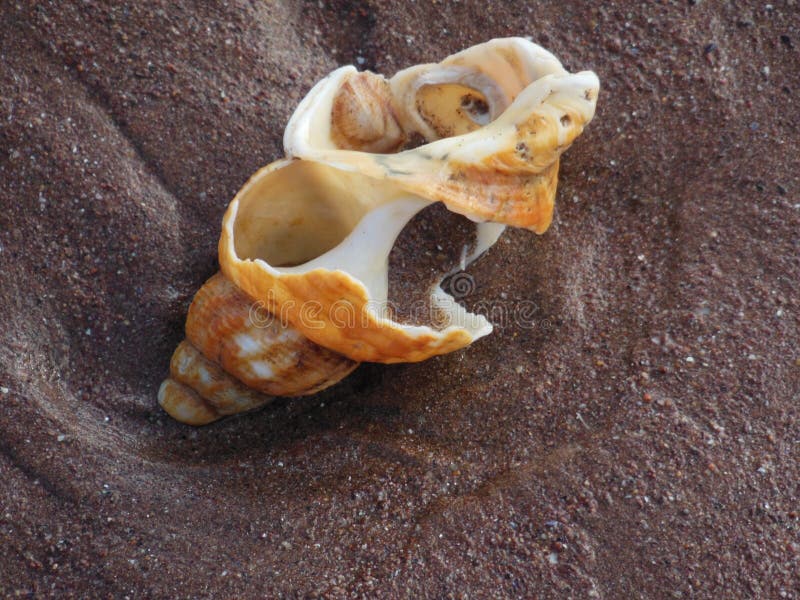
158, 273, 358, 425
330, 71, 405, 153
285, 37, 599, 233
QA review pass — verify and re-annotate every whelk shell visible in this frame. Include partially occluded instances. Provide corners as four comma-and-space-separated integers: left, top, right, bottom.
160, 158, 502, 425
158, 38, 599, 425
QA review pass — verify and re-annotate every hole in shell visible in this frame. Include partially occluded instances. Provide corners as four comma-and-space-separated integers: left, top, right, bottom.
398, 131, 429, 151
388, 203, 483, 328
230, 163, 493, 333
460, 93, 490, 123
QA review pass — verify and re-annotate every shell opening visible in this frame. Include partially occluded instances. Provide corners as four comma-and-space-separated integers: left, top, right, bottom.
232, 160, 385, 268
229, 159, 428, 301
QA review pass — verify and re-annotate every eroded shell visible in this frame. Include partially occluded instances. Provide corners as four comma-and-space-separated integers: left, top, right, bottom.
284, 37, 599, 233
219, 158, 504, 364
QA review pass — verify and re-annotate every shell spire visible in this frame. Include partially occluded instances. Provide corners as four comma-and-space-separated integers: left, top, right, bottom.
159, 273, 358, 425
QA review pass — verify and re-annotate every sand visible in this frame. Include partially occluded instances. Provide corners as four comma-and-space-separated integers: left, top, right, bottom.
1, 1, 798, 597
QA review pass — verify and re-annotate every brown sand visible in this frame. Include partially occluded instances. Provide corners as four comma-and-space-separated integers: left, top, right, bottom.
1, 1, 799, 598
389, 202, 483, 326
